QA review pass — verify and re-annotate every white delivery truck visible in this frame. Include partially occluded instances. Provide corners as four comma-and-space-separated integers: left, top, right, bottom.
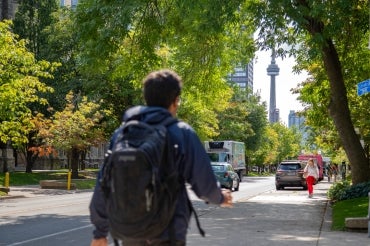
204, 141, 246, 181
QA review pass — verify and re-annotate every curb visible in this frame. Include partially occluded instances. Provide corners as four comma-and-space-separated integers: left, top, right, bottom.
0, 195, 26, 200
321, 198, 332, 232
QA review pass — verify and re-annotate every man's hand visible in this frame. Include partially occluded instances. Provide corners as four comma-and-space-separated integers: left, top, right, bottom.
90, 237, 108, 246
220, 189, 233, 208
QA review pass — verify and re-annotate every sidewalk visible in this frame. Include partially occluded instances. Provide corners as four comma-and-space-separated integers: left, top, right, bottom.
313, 181, 369, 246
1, 180, 369, 246
0, 185, 90, 199
186, 180, 369, 246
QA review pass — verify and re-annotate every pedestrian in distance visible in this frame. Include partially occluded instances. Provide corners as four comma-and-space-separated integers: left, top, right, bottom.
303, 158, 319, 198
89, 69, 233, 246
332, 163, 338, 182
326, 164, 333, 183
341, 161, 346, 180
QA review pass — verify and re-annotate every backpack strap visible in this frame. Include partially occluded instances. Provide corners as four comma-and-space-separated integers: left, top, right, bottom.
165, 117, 205, 238
186, 193, 206, 237
163, 117, 205, 238
113, 239, 119, 246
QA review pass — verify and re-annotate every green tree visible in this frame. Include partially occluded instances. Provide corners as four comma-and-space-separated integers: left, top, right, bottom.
215, 85, 268, 170
39, 7, 82, 113
11, 0, 67, 172
12, 0, 59, 60
249, 0, 370, 185
216, 86, 254, 142
74, 0, 255, 139
259, 125, 279, 166
243, 91, 268, 154
38, 91, 111, 178
254, 123, 301, 169
0, 20, 56, 172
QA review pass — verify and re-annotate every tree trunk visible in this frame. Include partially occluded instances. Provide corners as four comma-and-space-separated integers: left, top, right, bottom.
322, 39, 370, 185
1, 146, 8, 173
301, 4, 370, 185
25, 137, 40, 173
25, 148, 35, 173
71, 147, 80, 179
80, 150, 86, 170
0, 141, 9, 173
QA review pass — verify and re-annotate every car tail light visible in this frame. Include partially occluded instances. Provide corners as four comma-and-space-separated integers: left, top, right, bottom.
276, 170, 283, 174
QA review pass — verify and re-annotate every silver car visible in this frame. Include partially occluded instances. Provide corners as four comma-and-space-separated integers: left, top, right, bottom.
275, 160, 307, 190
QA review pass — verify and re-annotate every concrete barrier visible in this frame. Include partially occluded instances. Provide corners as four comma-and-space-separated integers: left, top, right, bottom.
39, 180, 76, 190
345, 217, 368, 230
344, 192, 370, 236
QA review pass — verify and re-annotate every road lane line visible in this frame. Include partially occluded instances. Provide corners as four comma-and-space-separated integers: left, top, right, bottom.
7, 224, 92, 245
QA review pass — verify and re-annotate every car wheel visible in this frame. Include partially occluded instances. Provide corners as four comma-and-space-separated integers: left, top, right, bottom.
303, 185, 308, 190
228, 181, 233, 191
234, 179, 239, 192
276, 185, 281, 190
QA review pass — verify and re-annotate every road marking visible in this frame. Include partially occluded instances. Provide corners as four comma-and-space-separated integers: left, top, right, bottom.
7, 224, 92, 245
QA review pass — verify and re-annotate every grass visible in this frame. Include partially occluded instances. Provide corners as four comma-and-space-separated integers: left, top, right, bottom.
332, 196, 368, 230
0, 170, 98, 191
247, 171, 274, 177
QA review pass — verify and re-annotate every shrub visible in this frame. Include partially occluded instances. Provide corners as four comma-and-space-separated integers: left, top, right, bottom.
328, 180, 370, 202
328, 181, 351, 201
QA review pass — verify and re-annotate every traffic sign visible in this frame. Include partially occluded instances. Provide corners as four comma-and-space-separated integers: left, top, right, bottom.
357, 79, 370, 96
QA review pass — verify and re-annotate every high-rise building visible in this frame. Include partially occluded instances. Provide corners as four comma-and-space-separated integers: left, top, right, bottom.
288, 110, 305, 128
288, 110, 308, 145
60, 0, 78, 8
267, 50, 280, 123
0, 0, 18, 20
0, 0, 78, 20
228, 62, 254, 90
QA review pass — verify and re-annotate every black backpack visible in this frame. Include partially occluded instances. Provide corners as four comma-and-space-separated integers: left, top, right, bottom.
100, 117, 204, 242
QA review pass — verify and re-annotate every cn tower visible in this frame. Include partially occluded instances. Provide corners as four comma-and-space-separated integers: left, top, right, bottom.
266, 49, 280, 123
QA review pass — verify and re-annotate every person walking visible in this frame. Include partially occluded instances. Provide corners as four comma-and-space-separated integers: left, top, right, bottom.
326, 164, 333, 182
341, 161, 347, 180
332, 163, 338, 182
304, 158, 319, 198
89, 69, 233, 246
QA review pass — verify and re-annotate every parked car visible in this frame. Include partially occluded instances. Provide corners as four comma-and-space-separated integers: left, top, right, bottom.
275, 160, 307, 190
211, 162, 240, 191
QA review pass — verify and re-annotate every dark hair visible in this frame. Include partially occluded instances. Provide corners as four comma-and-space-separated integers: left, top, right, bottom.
143, 69, 182, 108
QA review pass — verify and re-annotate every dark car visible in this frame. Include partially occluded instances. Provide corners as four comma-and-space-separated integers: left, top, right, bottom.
211, 163, 240, 191
275, 160, 307, 190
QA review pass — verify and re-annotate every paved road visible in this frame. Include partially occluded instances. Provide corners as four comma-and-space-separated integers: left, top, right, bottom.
1, 177, 369, 246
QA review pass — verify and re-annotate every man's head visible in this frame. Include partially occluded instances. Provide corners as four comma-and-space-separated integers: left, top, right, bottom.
143, 69, 182, 115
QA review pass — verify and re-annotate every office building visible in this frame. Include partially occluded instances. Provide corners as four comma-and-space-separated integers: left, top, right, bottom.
0, 0, 17, 20
288, 110, 305, 128
288, 110, 308, 145
228, 62, 254, 90
60, 0, 78, 8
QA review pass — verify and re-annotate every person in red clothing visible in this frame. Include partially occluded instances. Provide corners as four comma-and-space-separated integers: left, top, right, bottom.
304, 158, 319, 198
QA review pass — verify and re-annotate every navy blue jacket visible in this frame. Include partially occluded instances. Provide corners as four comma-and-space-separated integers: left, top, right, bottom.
89, 106, 224, 241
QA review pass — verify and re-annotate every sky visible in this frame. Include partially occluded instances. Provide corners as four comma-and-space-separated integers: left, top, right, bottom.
252, 50, 308, 125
